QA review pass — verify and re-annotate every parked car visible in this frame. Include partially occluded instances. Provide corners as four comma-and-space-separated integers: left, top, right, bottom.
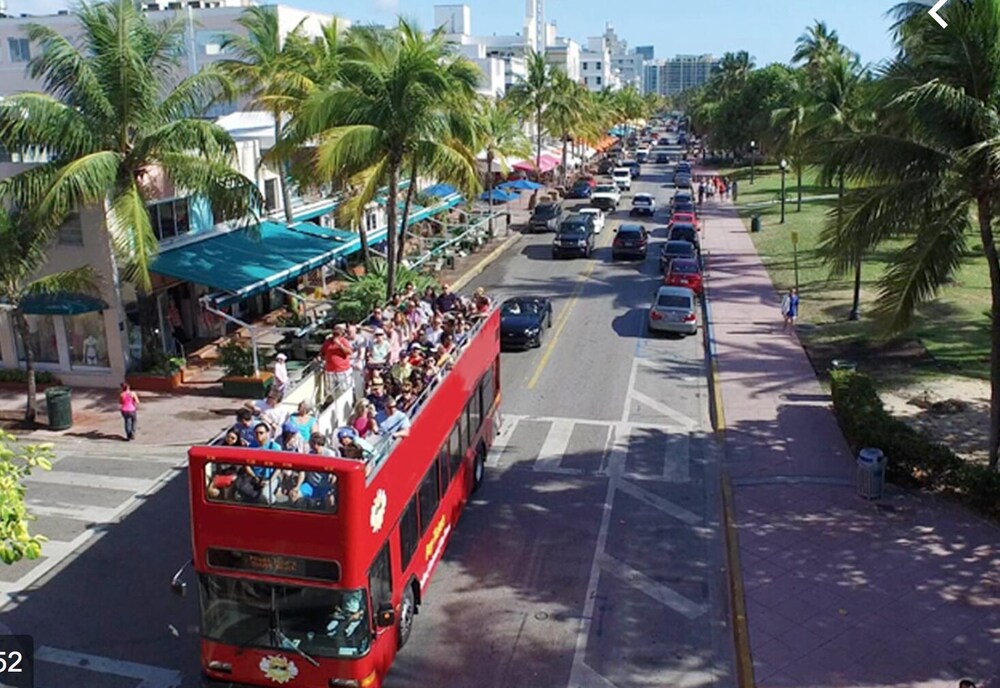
668, 223, 699, 249
591, 184, 621, 211
660, 239, 698, 272
636, 149, 649, 163
664, 258, 703, 296
612, 167, 632, 191
553, 214, 596, 259
670, 211, 700, 230
567, 181, 593, 199
578, 207, 606, 234
648, 286, 698, 335
623, 161, 642, 178
654, 150, 670, 164
529, 203, 563, 233
578, 175, 597, 188
675, 172, 693, 189
597, 159, 616, 175
673, 201, 696, 216
612, 223, 649, 261
673, 190, 693, 206
630, 193, 656, 217
500, 297, 553, 350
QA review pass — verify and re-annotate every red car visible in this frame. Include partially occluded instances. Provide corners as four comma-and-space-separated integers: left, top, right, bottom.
664, 258, 703, 296
670, 211, 700, 230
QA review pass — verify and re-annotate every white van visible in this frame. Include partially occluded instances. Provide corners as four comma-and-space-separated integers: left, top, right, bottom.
612, 167, 632, 191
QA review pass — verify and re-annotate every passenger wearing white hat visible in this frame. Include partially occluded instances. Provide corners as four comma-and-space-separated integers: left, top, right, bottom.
273, 352, 289, 396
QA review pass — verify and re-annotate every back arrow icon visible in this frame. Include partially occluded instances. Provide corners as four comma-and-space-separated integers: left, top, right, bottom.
929, 0, 950, 28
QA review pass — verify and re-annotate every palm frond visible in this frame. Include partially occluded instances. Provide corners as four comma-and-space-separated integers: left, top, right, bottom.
106, 182, 159, 292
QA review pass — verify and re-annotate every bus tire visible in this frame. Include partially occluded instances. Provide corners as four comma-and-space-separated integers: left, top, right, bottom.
398, 584, 416, 650
472, 444, 486, 493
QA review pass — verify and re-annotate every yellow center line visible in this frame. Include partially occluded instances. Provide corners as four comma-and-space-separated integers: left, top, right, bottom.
526, 223, 616, 389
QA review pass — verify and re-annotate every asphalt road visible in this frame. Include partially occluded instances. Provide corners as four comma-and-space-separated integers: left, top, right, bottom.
0, 153, 735, 688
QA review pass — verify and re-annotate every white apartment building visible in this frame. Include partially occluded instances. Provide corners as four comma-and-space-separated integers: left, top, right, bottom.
580, 36, 611, 91
544, 36, 581, 82
643, 54, 719, 96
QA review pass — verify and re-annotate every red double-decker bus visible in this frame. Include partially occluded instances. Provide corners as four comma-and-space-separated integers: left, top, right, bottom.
183, 307, 500, 687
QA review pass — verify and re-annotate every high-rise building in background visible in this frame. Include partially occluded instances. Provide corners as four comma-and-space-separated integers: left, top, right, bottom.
643, 54, 719, 96
634, 45, 654, 61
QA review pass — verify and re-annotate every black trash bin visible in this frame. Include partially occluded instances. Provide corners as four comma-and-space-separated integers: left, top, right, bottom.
750, 215, 762, 233
45, 386, 73, 430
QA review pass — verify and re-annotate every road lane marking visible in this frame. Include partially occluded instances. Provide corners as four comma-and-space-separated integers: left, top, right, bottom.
599, 552, 708, 620
628, 388, 699, 430
37, 646, 182, 688
25, 470, 152, 493
486, 415, 519, 468
26, 503, 119, 522
526, 226, 615, 390
615, 478, 702, 526
533, 419, 575, 473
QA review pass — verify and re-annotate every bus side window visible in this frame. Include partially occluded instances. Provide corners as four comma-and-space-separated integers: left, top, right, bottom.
464, 402, 473, 447
399, 497, 419, 571
449, 423, 463, 477
438, 448, 450, 489
418, 465, 441, 537
369, 543, 392, 615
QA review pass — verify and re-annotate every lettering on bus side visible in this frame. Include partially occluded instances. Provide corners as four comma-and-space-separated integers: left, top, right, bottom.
424, 515, 448, 561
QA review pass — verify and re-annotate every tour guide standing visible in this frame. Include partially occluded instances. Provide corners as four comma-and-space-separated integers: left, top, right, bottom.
119, 382, 140, 441
321, 323, 353, 396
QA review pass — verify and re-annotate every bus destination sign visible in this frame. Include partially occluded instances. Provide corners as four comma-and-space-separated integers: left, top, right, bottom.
207, 548, 340, 582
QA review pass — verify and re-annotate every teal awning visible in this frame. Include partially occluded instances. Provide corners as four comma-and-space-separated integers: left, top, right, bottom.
151, 222, 351, 307
291, 200, 338, 222
20, 292, 107, 316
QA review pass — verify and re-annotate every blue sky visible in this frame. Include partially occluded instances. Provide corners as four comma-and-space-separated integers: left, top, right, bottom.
323, 0, 903, 67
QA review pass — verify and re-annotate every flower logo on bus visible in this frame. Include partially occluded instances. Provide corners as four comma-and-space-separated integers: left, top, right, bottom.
370, 488, 387, 533
259, 655, 298, 684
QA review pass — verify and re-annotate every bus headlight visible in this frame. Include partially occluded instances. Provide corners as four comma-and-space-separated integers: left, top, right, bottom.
207, 661, 232, 674
329, 680, 358, 687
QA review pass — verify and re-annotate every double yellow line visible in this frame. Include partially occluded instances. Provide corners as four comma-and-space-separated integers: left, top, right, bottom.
526, 225, 615, 389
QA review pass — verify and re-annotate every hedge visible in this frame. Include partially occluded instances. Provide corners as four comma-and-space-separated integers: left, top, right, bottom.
830, 370, 1000, 521
0, 369, 59, 385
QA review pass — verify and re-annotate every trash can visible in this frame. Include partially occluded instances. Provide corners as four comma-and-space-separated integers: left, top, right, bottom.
750, 215, 761, 233
856, 447, 886, 500
830, 359, 858, 373
45, 386, 73, 430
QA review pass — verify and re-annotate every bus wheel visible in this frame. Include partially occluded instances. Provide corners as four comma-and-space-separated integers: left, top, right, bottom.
472, 444, 486, 493
398, 585, 416, 649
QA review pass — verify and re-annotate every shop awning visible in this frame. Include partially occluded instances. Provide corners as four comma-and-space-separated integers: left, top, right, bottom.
19, 292, 107, 316
152, 221, 353, 307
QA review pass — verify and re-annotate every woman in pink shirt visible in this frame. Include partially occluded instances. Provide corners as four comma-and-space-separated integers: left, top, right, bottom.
119, 382, 139, 441
349, 400, 379, 438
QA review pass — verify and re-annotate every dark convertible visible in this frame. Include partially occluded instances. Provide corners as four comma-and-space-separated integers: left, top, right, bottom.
500, 297, 553, 350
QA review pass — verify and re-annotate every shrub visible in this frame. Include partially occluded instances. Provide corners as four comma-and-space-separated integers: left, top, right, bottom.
218, 340, 256, 378
0, 369, 59, 385
830, 370, 1000, 520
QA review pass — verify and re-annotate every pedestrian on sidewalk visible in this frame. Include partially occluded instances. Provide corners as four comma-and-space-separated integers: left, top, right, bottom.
731, 179, 739, 202
119, 382, 140, 441
781, 287, 800, 332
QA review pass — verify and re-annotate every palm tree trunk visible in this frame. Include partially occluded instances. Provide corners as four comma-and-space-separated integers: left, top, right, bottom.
13, 310, 37, 426
275, 117, 294, 224
842, 173, 862, 322
357, 218, 371, 270
397, 159, 419, 265
536, 104, 543, 174
385, 168, 399, 300
485, 150, 495, 234
561, 136, 569, 188
976, 198, 1000, 470
796, 165, 803, 212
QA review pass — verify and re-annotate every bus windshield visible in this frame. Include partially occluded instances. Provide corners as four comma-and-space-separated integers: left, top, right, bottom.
199, 575, 371, 658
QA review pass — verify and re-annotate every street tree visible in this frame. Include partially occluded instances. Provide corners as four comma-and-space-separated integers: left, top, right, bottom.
473, 97, 531, 231
544, 72, 587, 186
0, 430, 53, 565
508, 50, 554, 172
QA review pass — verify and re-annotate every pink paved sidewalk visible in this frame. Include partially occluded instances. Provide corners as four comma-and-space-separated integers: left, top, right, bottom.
699, 197, 1000, 688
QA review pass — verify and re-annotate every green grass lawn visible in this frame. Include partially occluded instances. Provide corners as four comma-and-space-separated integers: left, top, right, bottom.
714, 164, 991, 382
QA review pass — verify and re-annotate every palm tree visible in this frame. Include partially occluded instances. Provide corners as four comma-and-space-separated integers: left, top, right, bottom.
508, 50, 553, 172
0, 0, 261, 293
792, 20, 844, 72
217, 6, 314, 223
473, 97, 531, 230
0, 208, 98, 425
296, 20, 480, 298
544, 72, 587, 186
715, 51, 756, 92
819, 0, 1000, 469
771, 70, 811, 211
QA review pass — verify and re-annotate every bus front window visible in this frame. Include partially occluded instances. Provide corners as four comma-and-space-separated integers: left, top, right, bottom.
199, 575, 371, 658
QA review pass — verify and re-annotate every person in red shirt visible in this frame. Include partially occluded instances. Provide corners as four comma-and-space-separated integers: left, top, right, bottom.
320, 323, 353, 396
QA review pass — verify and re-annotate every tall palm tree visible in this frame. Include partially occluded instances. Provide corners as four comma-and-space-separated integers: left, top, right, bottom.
771, 70, 812, 211
544, 72, 586, 186
715, 50, 756, 93
473, 97, 530, 230
217, 6, 314, 223
822, 0, 1000, 469
0, 209, 98, 425
0, 0, 261, 292
296, 20, 480, 298
508, 50, 553, 172
792, 20, 844, 71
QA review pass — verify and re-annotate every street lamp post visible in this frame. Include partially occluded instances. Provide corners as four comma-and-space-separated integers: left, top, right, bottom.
749, 140, 757, 185
779, 159, 788, 224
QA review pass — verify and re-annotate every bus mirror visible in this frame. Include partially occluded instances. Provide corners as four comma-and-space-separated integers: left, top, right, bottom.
171, 580, 187, 597
376, 603, 395, 628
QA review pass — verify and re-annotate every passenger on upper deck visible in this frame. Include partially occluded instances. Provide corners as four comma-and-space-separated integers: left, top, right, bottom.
375, 397, 411, 439
435, 282, 460, 313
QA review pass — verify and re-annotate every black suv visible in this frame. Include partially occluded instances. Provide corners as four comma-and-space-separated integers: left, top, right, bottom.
529, 203, 563, 233
552, 214, 596, 259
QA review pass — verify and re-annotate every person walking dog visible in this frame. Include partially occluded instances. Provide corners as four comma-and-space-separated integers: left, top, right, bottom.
119, 382, 140, 441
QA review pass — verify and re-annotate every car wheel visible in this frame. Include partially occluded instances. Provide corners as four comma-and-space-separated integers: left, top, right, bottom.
547, 312, 553, 328
398, 585, 416, 649
472, 443, 487, 493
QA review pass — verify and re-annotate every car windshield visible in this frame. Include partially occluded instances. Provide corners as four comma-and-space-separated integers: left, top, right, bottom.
657, 294, 693, 309
671, 261, 699, 275
634, 196, 652, 203
619, 228, 642, 237
534, 205, 558, 217
665, 242, 694, 255
595, 185, 616, 193
502, 301, 540, 316
199, 575, 371, 658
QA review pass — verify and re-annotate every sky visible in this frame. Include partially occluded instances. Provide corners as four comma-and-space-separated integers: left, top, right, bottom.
8, 0, 906, 68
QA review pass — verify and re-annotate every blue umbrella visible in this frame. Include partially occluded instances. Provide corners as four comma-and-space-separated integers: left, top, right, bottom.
479, 189, 518, 203
500, 179, 544, 191
424, 183, 458, 197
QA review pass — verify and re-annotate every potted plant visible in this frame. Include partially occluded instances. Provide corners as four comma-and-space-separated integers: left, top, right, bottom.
219, 340, 272, 398
126, 353, 185, 392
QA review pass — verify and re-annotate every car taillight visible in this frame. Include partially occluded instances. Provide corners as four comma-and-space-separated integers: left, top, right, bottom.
614, 238, 624, 247
651, 310, 664, 320
684, 313, 697, 322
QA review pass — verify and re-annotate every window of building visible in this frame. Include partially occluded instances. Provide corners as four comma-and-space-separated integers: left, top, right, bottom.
9, 38, 30, 63
264, 178, 279, 211
148, 198, 191, 242
596, 76, 602, 86
57, 212, 84, 246
14, 315, 59, 364
582, 62, 588, 70
67, 312, 110, 368
195, 30, 227, 56
595, 61, 601, 70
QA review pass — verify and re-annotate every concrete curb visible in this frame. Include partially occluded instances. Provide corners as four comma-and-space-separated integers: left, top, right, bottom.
721, 470, 755, 688
701, 250, 726, 437
451, 232, 523, 292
